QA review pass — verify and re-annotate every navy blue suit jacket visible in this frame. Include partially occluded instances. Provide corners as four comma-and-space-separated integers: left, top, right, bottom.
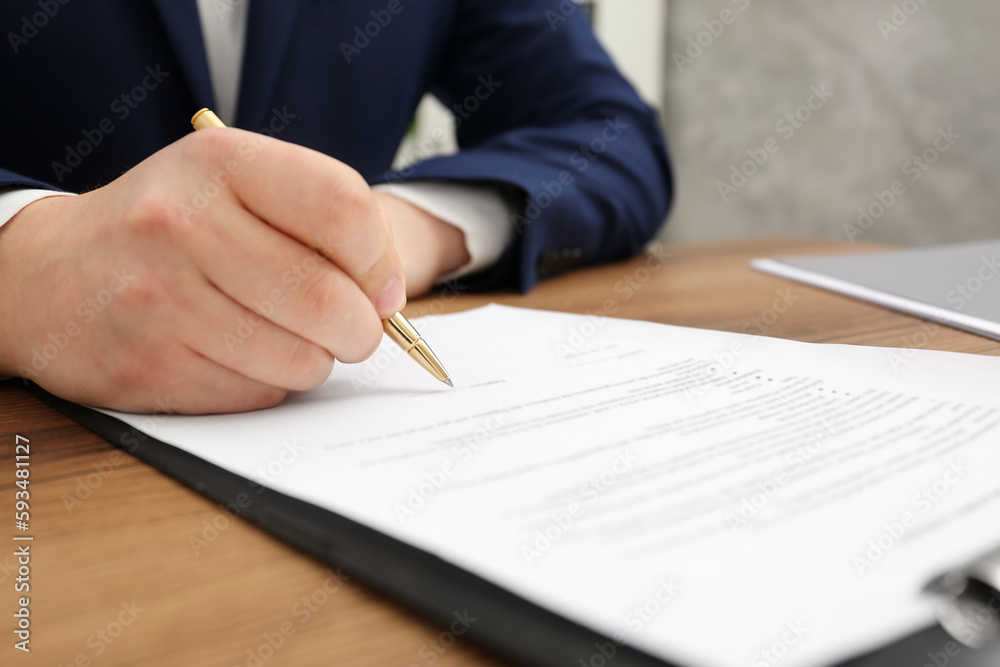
0, 0, 672, 291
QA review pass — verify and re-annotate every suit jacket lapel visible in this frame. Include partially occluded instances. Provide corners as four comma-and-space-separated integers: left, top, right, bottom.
150, 0, 216, 111
236, 0, 303, 130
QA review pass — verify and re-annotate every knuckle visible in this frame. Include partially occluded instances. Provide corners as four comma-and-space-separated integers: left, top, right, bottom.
244, 386, 287, 411
111, 341, 162, 393
121, 191, 182, 239
356, 324, 384, 361
282, 339, 333, 390
324, 170, 372, 237
180, 126, 237, 163
211, 381, 287, 414
336, 166, 370, 202
116, 266, 169, 313
359, 251, 398, 287
333, 305, 383, 363
300, 270, 349, 327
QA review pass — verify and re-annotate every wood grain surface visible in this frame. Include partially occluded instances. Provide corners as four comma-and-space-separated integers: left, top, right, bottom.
2, 238, 998, 667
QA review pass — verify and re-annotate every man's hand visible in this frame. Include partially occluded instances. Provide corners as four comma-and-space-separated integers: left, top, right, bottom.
373, 191, 471, 298
0, 128, 407, 414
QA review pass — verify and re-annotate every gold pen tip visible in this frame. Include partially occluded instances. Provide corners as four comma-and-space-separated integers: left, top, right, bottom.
444, 378, 454, 388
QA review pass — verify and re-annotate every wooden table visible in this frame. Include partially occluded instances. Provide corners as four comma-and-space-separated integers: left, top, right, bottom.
4, 238, 1000, 667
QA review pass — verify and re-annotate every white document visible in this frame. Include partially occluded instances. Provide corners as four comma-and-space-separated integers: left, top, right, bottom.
100, 305, 1000, 667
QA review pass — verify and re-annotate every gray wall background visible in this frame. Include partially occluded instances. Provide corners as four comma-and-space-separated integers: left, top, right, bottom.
659, 1, 1000, 246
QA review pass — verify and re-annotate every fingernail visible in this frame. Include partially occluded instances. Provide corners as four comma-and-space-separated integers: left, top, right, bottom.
376, 276, 405, 314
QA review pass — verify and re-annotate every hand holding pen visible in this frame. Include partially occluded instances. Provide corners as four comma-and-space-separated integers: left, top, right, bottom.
1, 106, 446, 413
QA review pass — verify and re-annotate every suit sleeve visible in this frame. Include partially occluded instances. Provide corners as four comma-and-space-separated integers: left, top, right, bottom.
371, 0, 673, 292
0, 168, 62, 191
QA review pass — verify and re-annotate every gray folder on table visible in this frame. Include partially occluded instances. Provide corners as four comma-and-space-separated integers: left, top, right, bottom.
751, 240, 1000, 341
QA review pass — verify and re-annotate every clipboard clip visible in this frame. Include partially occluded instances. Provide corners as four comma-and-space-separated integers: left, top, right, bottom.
925, 546, 1000, 648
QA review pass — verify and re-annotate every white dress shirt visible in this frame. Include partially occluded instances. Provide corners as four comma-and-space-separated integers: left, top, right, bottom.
0, 0, 512, 280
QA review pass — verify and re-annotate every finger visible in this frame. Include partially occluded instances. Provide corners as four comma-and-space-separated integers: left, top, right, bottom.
86, 341, 289, 415
192, 129, 407, 317
163, 346, 291, 414
172, 275, 336, 391
186, 202, 384, 363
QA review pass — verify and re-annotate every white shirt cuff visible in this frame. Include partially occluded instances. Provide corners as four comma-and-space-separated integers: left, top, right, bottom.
0, 188, 75, 230
373, 181, 514, 282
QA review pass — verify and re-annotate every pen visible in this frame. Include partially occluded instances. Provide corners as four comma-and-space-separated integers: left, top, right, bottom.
190, 108, 453, 387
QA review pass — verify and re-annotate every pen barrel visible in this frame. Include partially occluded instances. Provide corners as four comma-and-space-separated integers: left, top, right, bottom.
383, 312, 421, 351
383, 313, 450, 383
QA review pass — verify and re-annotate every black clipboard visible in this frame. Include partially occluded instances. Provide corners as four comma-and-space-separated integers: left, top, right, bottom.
24, 380, 999, 667
26, 380, 675, 667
